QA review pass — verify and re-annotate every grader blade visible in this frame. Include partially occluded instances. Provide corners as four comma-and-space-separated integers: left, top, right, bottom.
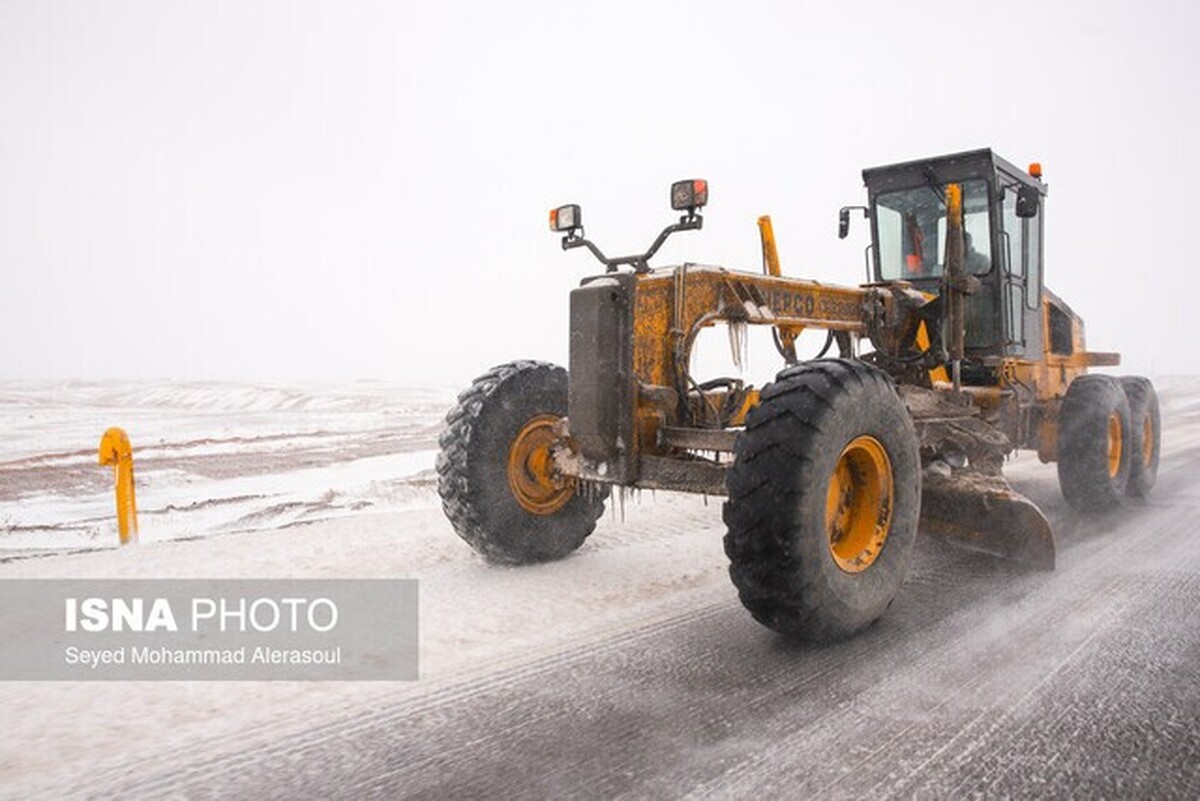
919, 471, 1056, 570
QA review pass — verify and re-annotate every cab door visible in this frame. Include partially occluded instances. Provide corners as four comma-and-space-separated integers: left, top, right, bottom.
1001, 181, 1043, 357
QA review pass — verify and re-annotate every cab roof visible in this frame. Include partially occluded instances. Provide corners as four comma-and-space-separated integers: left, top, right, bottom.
861, 148, 1046, 196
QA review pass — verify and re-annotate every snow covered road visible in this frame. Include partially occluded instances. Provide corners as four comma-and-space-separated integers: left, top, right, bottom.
2, 379, 1199, 798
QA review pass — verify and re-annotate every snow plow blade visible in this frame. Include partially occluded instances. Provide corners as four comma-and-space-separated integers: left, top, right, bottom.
919, 472, 1056, 570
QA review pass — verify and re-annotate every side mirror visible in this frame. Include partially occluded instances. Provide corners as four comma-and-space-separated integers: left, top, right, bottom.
1016, 185, 1040, 218
549, 204, 582, 233
670, 179, 708, 212
838, 206, 867, 239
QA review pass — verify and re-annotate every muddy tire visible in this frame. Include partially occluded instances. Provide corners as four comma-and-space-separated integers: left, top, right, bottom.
1057, 374, 1131, 510
1119, 376, 1160, 498
437, 361, 607, 564
723, 359, 921, 642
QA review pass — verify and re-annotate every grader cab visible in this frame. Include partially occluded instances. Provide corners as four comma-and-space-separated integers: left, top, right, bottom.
436, 149, 1161, 641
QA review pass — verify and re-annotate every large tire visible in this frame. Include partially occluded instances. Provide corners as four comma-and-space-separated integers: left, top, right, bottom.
1057, 374, 1131, 510
723, 359, 921, 642
1120, 376, 1160, 498
437, 361, 607, 564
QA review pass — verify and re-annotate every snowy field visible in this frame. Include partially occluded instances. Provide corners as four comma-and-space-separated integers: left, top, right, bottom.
2, 377, 1199, 798
0, 381, 452, 553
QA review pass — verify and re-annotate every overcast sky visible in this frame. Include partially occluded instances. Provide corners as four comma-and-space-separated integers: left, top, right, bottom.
2, 0, 1196, 385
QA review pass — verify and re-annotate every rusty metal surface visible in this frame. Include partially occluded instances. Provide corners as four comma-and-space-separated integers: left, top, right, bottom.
661, 427, 739, 453
631, 264, 872, 388
636, 454, 728, 496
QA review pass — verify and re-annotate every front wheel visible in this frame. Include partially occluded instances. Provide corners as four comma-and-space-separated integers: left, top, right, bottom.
723, 359, 921, 641
436, 361, 608, 564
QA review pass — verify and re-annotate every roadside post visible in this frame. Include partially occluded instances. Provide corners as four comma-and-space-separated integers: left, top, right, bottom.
98, 427, 138, 544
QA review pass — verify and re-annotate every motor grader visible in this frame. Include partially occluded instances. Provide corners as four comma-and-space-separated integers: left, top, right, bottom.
437, 149, 1161, 641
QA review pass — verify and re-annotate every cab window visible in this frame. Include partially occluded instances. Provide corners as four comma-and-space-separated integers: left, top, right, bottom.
875, 180, 992, 280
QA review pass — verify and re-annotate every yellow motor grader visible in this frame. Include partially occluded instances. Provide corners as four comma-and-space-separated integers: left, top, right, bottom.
437, 149, 1161, 641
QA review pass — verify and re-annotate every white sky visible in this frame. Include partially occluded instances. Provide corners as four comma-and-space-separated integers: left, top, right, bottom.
2, 0, 1197, 384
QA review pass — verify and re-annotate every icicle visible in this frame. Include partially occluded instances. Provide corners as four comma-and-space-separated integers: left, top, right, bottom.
728, 321, 749, 373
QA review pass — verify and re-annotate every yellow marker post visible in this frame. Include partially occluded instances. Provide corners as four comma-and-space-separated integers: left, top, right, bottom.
99, 427, 138, 544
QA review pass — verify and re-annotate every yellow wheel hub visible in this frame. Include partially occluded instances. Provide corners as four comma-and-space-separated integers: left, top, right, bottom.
1107, 412, 1123, 479
825, 435, 893, 574
507, 415, 574, 515
1142, 415, 1154, 467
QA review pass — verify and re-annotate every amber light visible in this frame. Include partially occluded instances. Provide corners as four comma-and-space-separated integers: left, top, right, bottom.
1028, 162, 1043, 179
549, 204, 581, 232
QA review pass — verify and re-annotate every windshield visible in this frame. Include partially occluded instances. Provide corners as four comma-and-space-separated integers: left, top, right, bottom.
875, 179, 992, 280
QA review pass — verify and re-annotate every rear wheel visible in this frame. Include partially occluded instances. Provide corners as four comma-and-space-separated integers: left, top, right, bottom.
1119, 376, 1160, 498
723, 359, 921, 641
437, 361, 607, 563
1057, 374, 1131, 510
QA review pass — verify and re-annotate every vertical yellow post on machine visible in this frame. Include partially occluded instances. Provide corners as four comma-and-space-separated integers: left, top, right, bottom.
99, 427, 138, 544
757, 215, 782, 278
757, 215, 800, 359
943, 183, 966, 390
